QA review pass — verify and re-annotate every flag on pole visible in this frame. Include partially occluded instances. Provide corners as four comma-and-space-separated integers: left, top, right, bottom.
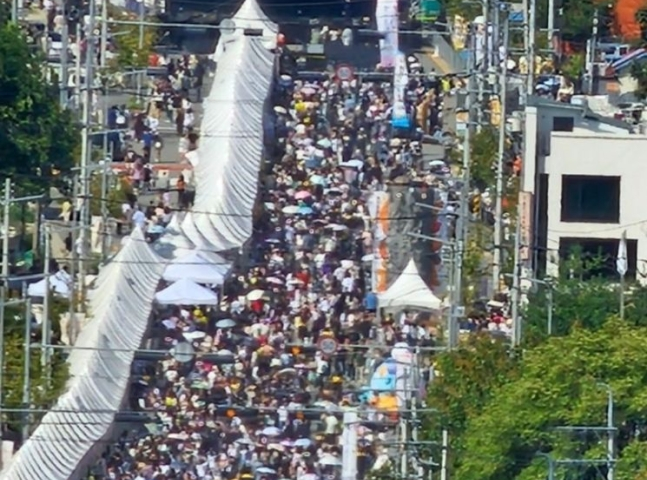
617, 230, 628, 277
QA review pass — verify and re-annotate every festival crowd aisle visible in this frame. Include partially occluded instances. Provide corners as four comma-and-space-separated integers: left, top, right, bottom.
105, 54, 207, 177
103, 54, 210, 239
91, 56, 449, 480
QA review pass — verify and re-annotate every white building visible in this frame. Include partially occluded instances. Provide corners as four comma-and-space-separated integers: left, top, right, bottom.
520, 96, 647, 281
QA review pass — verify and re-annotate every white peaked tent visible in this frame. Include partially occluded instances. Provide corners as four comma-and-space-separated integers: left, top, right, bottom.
155, 278, 219, 305
163, 250, 230, 285
378, 259, 442, 311
2, 227, 165, 480
154, 215, 197, 259
184, 0, 275, 252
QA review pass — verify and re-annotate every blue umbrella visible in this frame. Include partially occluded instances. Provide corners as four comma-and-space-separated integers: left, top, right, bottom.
310, 174, 326, 186
216, 318, 237, 329
148, 224, 165, 234
317, 138, 332, 149
297, 206, 314, 215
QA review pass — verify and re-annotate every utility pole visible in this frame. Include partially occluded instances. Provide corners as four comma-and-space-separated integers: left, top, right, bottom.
0, 178, 11, 415
74, 23, 82, 111
69, 174, 79, 342
100, 162, 109, 260
492, 7, 509, 292
79, 0, 97, 308
136, 0, 146, 101
600, 383, 615, 480
551, 384, 615, 480
440, 430, 448, 480
547, 0, 555, 40
42, 225, 51, 374
525, 0, 536, 95
586, 10, 599, 95
60, 20, 70, 108
100, 0, 109, 68
450, 29, 476, 349
511, 219, 521, 347
21, 284, 31, 442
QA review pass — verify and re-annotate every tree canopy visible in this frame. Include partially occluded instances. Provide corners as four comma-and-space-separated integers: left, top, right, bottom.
2, 300, 69, 434
0, 23, 79, 193
453, 320, 647, 480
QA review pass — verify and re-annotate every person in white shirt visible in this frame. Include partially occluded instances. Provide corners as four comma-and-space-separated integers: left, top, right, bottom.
132, 208, 146, 229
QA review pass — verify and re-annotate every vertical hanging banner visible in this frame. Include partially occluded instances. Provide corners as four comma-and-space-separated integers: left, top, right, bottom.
375, 0, 399, 67
391, 51, 410, 129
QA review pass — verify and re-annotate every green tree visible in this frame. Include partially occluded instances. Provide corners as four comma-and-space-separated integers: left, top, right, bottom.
90, 174, 133, 218
0, 23, 79, 193
109, 6, 158, 70
469, 128, 498, 191
453, 319, 647, 480
523, 275, 647, 344
1, 303, 68, 433
630, 62, 647, 100
424, 336, 517, 449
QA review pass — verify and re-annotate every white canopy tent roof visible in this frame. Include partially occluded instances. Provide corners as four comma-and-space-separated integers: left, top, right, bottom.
378, 259, 443, 312
155, 278, 219, 305
162, 250, 230, 285
27, 270, 71, 297
3, 228, 165, 480
184, 5, 275, 252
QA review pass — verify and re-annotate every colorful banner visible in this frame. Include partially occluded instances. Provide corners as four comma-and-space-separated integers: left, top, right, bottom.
375, 0, 399, 67
392, 51, 410, 129
370, 191, 390, 293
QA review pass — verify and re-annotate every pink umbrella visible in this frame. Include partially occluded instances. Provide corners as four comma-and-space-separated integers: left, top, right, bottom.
294, 190, 311, 200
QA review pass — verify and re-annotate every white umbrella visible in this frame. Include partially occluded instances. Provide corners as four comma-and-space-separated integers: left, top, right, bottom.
261, 426, 281, 437
319, 454, 342, 467
282, 205, 299, 215
257, 467, 276, 474
247, 289, 266, 301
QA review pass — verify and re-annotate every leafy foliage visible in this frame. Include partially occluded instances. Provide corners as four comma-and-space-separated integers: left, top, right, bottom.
469, 128, 498, 191
90, 174, 133, 217
109, 7, 158, 70
0, 23, 79, 193
2, 302, 69, 433
454, 320, 647, 480
630, 62, 647, 100
523, 273, 647, 345
425, 335, 516, 442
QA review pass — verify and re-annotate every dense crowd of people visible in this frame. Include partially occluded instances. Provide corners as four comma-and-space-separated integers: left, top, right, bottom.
88, 50, 450, 480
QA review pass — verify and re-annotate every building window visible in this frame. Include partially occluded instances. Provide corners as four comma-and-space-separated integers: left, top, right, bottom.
561, 175, 620, 223
553, 116, 574, 132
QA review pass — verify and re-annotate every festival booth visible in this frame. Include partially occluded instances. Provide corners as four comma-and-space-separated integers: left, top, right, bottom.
155, 278, 219, 306
162, 250, 230, 285
183, 0, 277, 252
377, 259, 443, 312
3, 228, 165, 480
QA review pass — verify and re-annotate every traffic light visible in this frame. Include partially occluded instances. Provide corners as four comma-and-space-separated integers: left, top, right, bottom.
470, 194, 482, 214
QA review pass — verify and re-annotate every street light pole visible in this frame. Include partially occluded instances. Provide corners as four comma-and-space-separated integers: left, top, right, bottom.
492, 6, 509, 291
598, 383, 615, 480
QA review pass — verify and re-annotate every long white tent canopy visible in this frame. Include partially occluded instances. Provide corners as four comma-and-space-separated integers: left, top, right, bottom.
183, 0, 276, 252
2, 0, 277, 476
2, 228, 165, 480
378, 259, 443, 312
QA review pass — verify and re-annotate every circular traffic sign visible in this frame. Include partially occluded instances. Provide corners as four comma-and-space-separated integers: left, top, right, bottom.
317, 335, 339, 355
335, 64, 354, 82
